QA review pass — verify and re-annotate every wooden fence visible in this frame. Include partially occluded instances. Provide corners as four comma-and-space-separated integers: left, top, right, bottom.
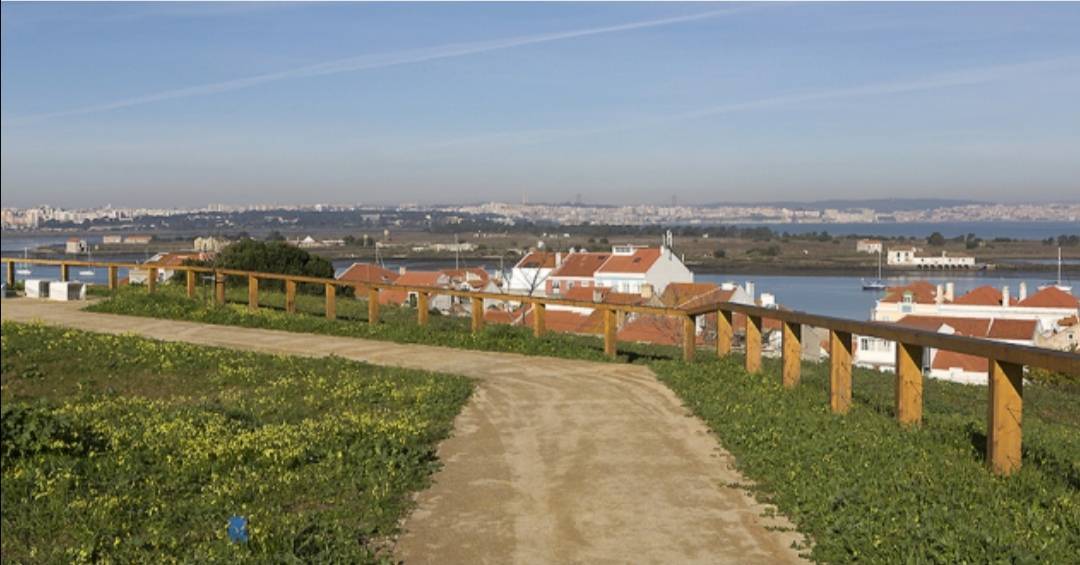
4, 257, 1078, 476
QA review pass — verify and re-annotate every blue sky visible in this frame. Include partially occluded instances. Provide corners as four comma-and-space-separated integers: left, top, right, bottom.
2, 2, 1079, 208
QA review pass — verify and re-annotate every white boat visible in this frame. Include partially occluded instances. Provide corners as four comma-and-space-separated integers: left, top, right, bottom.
15, 248, 32, 276
862, 250, 887, 291
1038, 248, 1072, 293
78, 249, 97, 278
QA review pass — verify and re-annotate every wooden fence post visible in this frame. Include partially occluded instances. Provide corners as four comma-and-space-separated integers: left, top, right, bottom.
830, 330, 853, 414
60, 263, 70, 282
782, 321, 801, 388
285, 280, 297, 314
717, 309, 733, 357
214, 272, 225, 305
745, 315, 762, 373
325, 283, 336, 320
533, 302, 546, 337
248, 276, 259, 311
368, 287, 380, 325
895, 342, 924, 426
471, 298, 484, 333
107, 265, 118, 290
186, 270, 196, 298
683, 314, 697, 362
988, 359, 1023, 476
417, 292, 429, 326
603, 308, 617, 358
6, 261, 15, 288
147, 268, 157, 293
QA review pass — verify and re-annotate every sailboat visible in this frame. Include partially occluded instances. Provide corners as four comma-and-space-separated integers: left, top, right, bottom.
1038, 248, 1072, 293
79, 248, 97, 278
15, 248, 32, 276
862, 250, 887, 291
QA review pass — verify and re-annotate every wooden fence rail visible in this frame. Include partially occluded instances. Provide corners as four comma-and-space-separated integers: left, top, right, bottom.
3, 257, 1078, 476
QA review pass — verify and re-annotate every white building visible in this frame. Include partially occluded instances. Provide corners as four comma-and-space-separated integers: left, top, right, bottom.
886, 247, 975, 269
508, 251, 558, 296
592, 245, 693, 295
855, 282, 1079, 379
194, 236, 231, 253
64, 238, 88, 254
856, 239, 883, 254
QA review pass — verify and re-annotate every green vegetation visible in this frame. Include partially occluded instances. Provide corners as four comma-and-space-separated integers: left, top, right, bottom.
652, 356, 1080, 563
1, 322, 472, 562
181, 239, 334, 290
87, 284, 683, 364
41, 284, 1080, 562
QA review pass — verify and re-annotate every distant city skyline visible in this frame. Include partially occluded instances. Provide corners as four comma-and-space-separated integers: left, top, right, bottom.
3, 2, 1080, 208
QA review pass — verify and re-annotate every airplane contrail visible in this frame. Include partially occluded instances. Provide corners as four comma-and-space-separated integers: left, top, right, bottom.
2, 7, 754, 126
430, 55, 1080, 149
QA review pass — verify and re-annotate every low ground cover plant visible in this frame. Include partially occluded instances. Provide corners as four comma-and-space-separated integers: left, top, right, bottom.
1, 322, 473, 562
71, 286, 1080, 561
87, 284, 683, 363
652, 355, 1080, 563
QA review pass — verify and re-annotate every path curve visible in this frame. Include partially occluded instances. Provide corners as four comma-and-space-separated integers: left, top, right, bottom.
2, 298, 807, 564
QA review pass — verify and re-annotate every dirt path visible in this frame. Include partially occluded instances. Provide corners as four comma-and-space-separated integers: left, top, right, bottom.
2, 298, 807, 564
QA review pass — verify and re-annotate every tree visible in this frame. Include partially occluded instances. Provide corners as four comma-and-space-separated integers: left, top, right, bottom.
215, 239, 334, 290
712, 248, 727, 259
265, 230, 286, 242
927, 232, 946, 246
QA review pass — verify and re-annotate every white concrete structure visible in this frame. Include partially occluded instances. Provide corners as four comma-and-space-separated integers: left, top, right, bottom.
24, 279, 51, 299
48, 281, 86, 301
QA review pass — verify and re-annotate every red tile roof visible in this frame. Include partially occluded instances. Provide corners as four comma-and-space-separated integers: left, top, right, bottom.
952, 285, 1002, 306
895, 315, 991, 337
442, 267, 489, 289
515, 251, 557, 269
522, 308, 602, 334
1016, 286, 1079, 309
660, 282, 739, 310
337, 263, 399, 285
986, 319, 1038, 340
147, 252, 212, 267
931, 350, 988, 373
380, 271, 448, 305
618, 315, 702, 346
881, 281, 940, 304
549, 252, 610, 278
596, 248, 661, 274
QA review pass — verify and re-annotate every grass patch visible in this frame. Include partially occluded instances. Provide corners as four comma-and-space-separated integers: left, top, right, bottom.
86, 284, 683, 363
652, 355, 1080, 563
53, 285, 1080, 561
1, 321, 473, 562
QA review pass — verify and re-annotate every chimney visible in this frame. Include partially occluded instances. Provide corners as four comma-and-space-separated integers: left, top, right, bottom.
945, 282, 955, 302
1019, 281, 1027, 302
640, 283, 654, 300
745, 281, 755, 301
399, 266, 407, 275
935, 284, 944, 305
1002, 285, 1010, 308
555, 252, 563, 267
592, 288, 603, 303
760, 292, 776, 308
